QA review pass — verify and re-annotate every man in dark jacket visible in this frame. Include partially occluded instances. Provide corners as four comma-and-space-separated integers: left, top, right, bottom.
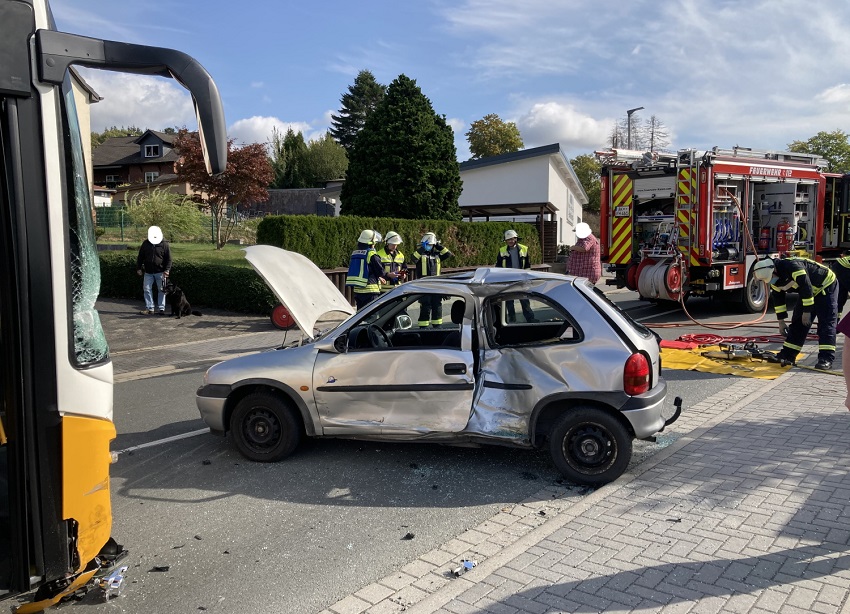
753, 256, 837, 370
136, 225, 172, 315
496, 229, 535, 322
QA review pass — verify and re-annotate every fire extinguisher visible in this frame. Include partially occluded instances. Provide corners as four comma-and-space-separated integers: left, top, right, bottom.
776, 218, 792, 254
758, 226, 771, 251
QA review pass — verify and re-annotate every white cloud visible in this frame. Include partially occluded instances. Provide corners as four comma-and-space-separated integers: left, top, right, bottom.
816, 84, 850, 105
517, 102, 613, 154
446, 117, 466, 134
82, 70, 196, 132
228, 117, 313, 146
251, 82, 265, 89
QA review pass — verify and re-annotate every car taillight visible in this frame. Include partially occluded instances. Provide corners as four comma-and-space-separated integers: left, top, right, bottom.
624, 353, 650, 396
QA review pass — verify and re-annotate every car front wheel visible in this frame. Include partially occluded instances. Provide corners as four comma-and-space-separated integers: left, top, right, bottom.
549, 407, 632, 486
231, 392, 301, 462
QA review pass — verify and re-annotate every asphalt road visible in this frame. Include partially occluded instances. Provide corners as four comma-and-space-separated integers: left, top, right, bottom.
74, 288, 789, 613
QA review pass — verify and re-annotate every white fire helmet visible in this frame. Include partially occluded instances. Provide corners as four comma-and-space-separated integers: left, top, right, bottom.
358, 229, 378, 244
148, 226, 163, 245
752, 258, 775, 282
504, 229, 518, 241
385, 231, 403, 245
421, 232, 437, 246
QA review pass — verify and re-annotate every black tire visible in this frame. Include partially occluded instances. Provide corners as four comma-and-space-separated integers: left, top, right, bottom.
549, 407, 632, 486
742, 269, 768, 313
230, 392, 301, 462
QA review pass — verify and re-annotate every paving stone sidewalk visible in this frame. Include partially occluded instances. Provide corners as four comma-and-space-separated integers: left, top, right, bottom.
319, 368, 850, 614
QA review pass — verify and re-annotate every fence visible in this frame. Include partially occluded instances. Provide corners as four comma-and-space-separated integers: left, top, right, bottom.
95, 206, 257, 244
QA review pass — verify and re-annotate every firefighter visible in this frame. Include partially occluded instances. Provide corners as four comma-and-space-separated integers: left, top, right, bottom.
345, 229, 386, 310
377, 231, 407, 293
753, 256, 838, 370
496, 229, 535, 322
830, 253, 850, 316
411, 232, 453, 327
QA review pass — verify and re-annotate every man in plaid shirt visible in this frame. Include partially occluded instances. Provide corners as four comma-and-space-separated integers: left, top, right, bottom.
568, 222, 601, 284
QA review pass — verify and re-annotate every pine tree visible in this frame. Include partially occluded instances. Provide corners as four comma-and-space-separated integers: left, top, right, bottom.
330, 70, 386, 153
340, 74, 462, 221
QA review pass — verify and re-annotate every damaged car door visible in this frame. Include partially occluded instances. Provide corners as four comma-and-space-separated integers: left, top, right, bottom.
312, 293, 476, 435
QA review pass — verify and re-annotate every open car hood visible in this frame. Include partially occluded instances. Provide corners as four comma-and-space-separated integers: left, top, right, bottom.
244, 245, 355, 339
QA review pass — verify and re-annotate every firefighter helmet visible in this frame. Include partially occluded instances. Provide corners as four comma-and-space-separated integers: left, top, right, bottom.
504, 229, 518, 241
358, 229, 378, 244
385, 231, 403, 245
753, 258, 775, 282
421, 232, 437, 246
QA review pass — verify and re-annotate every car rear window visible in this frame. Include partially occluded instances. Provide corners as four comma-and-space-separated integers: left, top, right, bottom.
588, 285, 654, 339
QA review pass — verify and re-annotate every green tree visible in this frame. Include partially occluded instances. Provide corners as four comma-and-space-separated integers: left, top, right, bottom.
124, 187, 207, 241
340, 74, 462, 221
570, 154, 601, 212
175, 129, 274, 248
788, 130, 850, 173
91, 125, 143, 147
465, 113, 524, 159
302, 132, 348, 187
269, 128, 309, 188
330, 70, 386, 153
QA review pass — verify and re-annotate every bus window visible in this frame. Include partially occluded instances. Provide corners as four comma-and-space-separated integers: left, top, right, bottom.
61, 76, 108, 366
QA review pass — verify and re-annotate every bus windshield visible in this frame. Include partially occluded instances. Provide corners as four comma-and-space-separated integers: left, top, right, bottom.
62, 74, 108, 366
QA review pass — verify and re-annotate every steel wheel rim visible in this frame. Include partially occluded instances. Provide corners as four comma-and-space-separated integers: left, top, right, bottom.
564, 423, 615, 470
748, 277, 766, 306
242, 408, 281, 452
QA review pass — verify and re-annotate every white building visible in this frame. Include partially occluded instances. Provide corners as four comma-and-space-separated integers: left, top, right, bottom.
459, 143, 588, 262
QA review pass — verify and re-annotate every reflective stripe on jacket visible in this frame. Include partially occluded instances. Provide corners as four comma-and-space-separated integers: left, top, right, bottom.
771, 256, 836, 318
412, 245, 452, 277
346, 247, 381, 293
496, 244, 530, 269
377, 248, 406, 291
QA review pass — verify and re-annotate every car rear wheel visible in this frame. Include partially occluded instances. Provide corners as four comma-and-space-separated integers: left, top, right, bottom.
231, 392, 301, 462
549, 407, 632, 486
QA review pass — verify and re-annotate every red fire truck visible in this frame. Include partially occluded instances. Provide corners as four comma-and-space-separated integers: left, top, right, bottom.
598, 146, 847, 312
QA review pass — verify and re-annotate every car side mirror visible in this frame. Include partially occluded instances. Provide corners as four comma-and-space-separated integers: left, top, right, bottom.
334, 334, 348, 353
395, 314, 413, 330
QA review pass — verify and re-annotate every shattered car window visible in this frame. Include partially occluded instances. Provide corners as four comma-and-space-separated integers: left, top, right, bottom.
486, 294, 579, 347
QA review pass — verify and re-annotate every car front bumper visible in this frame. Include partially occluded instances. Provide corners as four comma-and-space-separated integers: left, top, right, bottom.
196, 384, 231, 434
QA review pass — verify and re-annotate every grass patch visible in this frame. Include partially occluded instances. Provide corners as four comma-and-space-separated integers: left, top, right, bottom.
99, 241, 252, 268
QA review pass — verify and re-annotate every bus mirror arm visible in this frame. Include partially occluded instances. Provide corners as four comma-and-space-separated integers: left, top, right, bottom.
34, 30, 227, 175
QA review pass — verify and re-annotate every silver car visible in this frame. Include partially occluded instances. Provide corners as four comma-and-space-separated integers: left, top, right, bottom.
196, 246, 681, 485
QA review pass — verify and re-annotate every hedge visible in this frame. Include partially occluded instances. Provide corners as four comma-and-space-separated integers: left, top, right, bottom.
99, 251, 277, 314
100, 216, 542, 314
256, 215, 541, 269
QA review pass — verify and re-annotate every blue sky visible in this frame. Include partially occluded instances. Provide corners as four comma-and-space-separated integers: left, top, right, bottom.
58, 0, 850, 162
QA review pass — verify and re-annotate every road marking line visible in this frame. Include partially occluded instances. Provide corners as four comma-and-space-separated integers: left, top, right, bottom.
636, 309, 680, 322
115, 428, 210, 455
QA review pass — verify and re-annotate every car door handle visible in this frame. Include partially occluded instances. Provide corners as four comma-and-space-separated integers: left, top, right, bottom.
444, 363, 467, 375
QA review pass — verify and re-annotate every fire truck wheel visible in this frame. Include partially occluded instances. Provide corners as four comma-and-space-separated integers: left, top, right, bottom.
742, 269, 768, 313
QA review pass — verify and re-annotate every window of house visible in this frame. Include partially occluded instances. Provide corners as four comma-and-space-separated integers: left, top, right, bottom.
567, 193, 575, 225
144, 144, 160, 157
144, 171, 159, 183
105, 174, 119, 185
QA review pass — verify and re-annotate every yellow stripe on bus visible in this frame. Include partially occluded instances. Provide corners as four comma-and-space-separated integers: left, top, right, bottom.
63, 415, 116, 571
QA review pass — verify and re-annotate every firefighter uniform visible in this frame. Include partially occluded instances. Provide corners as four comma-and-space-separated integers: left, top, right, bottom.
411, 235, 453, 327
831, 255, 850, 315
496, 233, 534, 322
346, 231, 385, 310
771, 256, 838, 367
377, 247, 407, 292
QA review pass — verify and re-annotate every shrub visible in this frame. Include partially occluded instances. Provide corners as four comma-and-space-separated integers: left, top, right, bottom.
257, 215, 541, 268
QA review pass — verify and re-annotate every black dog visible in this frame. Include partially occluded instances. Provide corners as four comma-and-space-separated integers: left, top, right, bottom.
163, 282, 202, 318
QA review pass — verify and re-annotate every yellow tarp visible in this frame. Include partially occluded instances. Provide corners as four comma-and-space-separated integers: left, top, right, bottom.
661, 345, 800, 380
